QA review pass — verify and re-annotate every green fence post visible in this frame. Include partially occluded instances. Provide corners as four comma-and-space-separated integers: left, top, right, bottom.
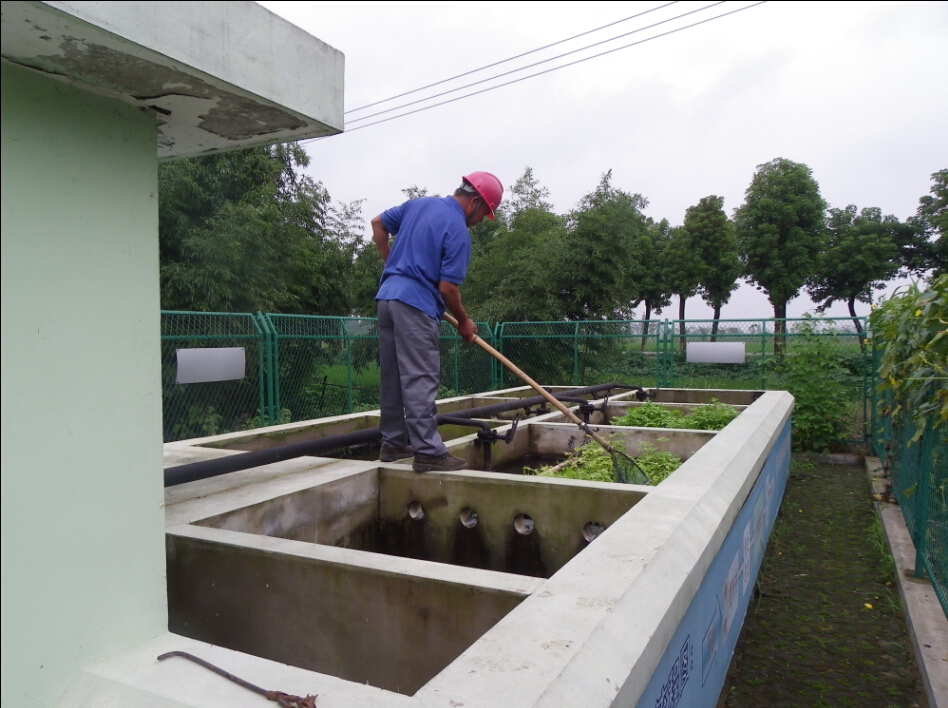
254, 312, 269, 425
342, 318, 353, 413
266, 314, 281, 420
573, 322, 580, 386
760, 319, 767, 389
497, 322, 506, 389
915, 418, 935, 579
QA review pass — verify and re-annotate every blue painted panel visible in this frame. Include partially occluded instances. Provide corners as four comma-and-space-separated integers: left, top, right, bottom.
636, 420, 792, 708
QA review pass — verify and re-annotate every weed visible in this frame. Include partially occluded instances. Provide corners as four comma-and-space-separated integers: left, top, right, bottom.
766, 320, 853, 452
685, 399, 740, 430
612, 398, 739, 432
526, 437, 682, 485
868, 517, 897, 585
635, 439, 682, 483
612, 401, 684, 428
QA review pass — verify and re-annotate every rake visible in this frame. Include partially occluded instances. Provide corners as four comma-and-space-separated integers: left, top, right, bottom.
443, 313, 649, 485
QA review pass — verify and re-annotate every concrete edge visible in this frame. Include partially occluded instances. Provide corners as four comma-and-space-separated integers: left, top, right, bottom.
867, 457, 948, 708
167, 523, 546, 598
54, 632, 415, 708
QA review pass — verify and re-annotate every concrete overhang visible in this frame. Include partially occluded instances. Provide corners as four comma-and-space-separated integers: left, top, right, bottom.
1, 1, 344, 159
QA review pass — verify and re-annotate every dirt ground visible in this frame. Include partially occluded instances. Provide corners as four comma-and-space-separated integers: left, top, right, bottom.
717, 457, 928, 708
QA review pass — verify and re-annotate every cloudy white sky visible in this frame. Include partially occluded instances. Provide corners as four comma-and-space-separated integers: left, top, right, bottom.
260, 0, 947, 321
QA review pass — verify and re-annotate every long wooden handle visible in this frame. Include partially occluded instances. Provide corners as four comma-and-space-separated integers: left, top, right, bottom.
443, 313, 614, 452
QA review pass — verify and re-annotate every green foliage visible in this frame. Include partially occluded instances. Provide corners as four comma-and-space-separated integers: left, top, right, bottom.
662, 225, 704, 327
767, 318, 852, 451
870, 275, 948, 437
466, 168, 651, 323
159, 144, 362, 314
564, 170, 651, 319
735, 158, 827, 326
243, 408, 292, 429
637, 218, 674, 332
917, 169, 948, 275
684, 195, 741, 326
806, 205, 906, 336
533, 442, 617, 483
686, 399, 740, 430
170, 404, 222, 440
527, 438, 682, 485
612, 399, 738, 431
635, 440, 682, 483
466, 168, 570, 322
613, 401, 685, 428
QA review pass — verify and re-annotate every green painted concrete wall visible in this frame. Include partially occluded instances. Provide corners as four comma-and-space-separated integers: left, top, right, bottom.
1, 63, 166, 706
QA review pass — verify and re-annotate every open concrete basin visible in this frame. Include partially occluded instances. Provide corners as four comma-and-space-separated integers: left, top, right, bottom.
137, 387, 795, 708
167, 466, 643, 694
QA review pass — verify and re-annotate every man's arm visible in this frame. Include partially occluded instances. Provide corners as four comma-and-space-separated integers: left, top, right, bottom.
372, 215, 391, 262
438, 281, 477, 343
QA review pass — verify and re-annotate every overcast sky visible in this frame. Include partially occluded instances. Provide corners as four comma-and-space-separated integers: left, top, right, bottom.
259, 0, 947, 321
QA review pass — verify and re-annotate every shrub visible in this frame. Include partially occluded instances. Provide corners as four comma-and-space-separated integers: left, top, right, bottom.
767, 318, 851, 452
870, 275, 947, 438
684, 400, 740, 430
612, 399, 739, 431
612, 401, 685, 428
526, 438, 682, 485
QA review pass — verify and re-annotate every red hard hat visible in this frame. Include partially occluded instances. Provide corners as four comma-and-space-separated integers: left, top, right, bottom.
462, 172, 504, 220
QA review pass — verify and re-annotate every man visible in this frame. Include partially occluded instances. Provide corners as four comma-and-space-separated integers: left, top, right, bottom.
373, 172, 503, 472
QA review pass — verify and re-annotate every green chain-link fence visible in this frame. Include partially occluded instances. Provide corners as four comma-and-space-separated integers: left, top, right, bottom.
161, 313, 868, 444
439, 321, 497, 398
663, 317, 869, 442
871, 347, 948, 620
161, 312, 496, 440
161, 311, 268, 442
495, 320, 662, 390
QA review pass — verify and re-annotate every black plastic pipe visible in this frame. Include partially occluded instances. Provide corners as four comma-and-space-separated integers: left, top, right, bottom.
163, 382, 637, 487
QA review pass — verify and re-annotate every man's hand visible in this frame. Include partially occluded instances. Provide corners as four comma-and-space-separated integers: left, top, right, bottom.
438, 281, 477, 343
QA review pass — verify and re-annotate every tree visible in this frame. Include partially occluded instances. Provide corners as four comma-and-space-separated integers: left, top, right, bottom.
159, 144, 360, 314
806, 205, 903, 340
636, 218, 673, 350
661, 225, 704, 349
561, 171, 651, 320
916, 169, 948, 275
734, 158, 827, 352
683, 195, 741, 340
465, 168, 568, 322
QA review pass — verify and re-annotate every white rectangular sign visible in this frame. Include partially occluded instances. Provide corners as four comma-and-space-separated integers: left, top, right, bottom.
686, 342, 746, 364
176, 347, 246, 384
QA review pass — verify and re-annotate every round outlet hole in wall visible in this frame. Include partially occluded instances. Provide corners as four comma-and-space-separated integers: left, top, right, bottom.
583, 521, 605, 542
459, 507, 478, 529
513, 513, 534, 535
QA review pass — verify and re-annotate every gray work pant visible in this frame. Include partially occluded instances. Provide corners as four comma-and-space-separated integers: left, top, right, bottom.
377, 299, 447, 457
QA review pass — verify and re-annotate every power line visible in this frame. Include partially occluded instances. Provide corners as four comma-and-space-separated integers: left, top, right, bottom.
345, 1, 679, 116
303, 2, 767, 143
345, 1, 724, 127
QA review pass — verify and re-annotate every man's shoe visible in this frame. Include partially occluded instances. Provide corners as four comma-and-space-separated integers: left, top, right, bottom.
412, 453, 467, 473
380, 444, 414, 462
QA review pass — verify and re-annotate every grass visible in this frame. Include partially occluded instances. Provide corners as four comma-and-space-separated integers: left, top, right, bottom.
718, 458, 924, 708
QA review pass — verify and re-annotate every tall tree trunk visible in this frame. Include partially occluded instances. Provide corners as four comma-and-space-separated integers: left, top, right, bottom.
641, 302, 652, 352
711, 303, 721, 342
678, 295, 687, 352
848, 295, 866, 350
773, 301, 787, 356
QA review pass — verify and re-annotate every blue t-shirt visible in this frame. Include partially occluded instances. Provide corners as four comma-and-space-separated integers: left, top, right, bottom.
376, 196, 472, 320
